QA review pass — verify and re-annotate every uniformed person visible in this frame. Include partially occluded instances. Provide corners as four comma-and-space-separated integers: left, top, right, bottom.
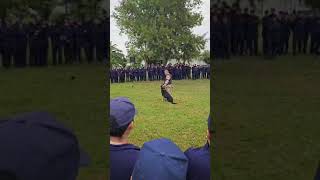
49, 22, 63, 65
292, 14, 306, 55
83, 19, 94, 63
131, 138, 188, 180
62, 20, 74, 64
13, 22, 28, 67
162, 69, 173, 98
247, 10, 259, 56
110, 97, 140, 180
28, 20, 39, 66
185, 115, 212, 180
262, 10, 270, 55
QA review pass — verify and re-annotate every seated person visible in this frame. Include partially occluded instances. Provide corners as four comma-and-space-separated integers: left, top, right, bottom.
185, 115, 212, 180
0, 111, 90, 180
131, 138, 189, 180
110, 97, 140, 180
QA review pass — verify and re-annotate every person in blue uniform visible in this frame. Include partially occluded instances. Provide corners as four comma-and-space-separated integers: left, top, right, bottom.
110, 97, 140, 180
0, 111, 90, 180
292, 14, 305, 55
131, 138, 188, 180
49, 22, 63, 65
184, 115, 212, 180
17, 22, 28, 67
62, 20, 74, 64
0, 21, 11, 68
247, 10, 259, 56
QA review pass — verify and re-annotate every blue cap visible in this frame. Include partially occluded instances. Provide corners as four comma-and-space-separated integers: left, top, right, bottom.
110, 97, 137, 128
0, 111, 90, 180
132, 138, 188, 180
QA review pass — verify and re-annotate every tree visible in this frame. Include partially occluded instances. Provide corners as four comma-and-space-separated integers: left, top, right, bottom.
200, 50, 210, 64
111, 43, 127, 68
113, 0, 206, 65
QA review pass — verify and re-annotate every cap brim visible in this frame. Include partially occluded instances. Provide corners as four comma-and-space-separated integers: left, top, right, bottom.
79, 148, 90, 167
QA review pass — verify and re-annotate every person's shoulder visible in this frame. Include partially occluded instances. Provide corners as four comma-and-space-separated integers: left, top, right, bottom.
185, 143, 210, 159
110, 143, 140, 152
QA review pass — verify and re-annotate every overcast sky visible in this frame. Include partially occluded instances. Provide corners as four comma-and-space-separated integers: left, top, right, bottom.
110, 0, 210, 55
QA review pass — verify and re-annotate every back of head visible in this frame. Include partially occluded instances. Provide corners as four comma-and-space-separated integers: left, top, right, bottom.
110, 97, 137, 137
132, 138, 188, 180
0, 112, 90, 180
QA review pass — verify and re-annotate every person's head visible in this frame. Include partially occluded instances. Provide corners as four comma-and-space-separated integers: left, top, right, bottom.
0, 112, 90, 180
110, 97, 137, 139
131, 138, 188, 180
164, 69, 170, 75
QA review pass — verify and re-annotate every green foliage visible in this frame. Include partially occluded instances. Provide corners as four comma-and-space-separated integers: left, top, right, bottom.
113, 0, 206, 65
200, 50, 210, 64
111, 43, 127, 68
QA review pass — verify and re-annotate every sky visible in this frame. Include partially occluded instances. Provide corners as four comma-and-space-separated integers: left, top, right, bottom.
110, 0, 210, 56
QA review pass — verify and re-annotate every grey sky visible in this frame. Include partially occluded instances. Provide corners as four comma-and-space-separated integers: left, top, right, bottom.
110, 0, 210, 56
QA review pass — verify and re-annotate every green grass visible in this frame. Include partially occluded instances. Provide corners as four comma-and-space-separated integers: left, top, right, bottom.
110, 79, 210, 151
213, 55, 320, 180
0, 65, 106, 180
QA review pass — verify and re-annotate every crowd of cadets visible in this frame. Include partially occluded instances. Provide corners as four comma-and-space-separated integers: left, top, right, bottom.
0, 18, 108, 68
110, 63, 210, 83
212, 3, 320, 59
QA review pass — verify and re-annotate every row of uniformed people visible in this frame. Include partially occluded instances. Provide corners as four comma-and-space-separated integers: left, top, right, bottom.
211, 4, 320, 59
110, 64, 210, 83
0, 18, 108, 68
109, 97, 211, 180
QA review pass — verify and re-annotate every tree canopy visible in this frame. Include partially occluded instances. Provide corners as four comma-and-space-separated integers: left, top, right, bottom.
113, 0, 206, 65
111, 42, 127, 68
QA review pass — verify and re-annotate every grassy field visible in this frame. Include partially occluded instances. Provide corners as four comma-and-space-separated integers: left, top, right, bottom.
110, 79, 210, 151
0, 65, 106, 180
213, 55, 320, 180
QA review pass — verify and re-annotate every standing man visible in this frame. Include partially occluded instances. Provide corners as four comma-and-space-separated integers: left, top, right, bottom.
292, 14, 305, 55
247, 10, 259, 56
49, 22, 63, 65
162, 69, 175, 104
13, 21, 28, 67
63, 20, 74, 64
110, 97, 140, 180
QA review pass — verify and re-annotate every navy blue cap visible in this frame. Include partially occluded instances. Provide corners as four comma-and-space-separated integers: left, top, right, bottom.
0, 111, 90, 180
132, 138, 188, 180
110, 97, 137, 128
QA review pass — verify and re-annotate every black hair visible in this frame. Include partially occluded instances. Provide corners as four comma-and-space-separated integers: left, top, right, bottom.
110, 115, 132, 137
0, 171, 17, 180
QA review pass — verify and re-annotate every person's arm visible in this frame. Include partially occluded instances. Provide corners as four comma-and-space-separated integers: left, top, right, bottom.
162, 75, 170, 87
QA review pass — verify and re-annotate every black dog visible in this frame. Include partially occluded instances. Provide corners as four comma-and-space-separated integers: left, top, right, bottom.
160, 85, 176, 104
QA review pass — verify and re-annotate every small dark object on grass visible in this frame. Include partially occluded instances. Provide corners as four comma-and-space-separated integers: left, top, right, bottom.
71, 76, 76, 80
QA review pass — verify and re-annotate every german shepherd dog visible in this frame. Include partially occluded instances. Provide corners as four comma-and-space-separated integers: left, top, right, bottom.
160, 85, 175, 104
